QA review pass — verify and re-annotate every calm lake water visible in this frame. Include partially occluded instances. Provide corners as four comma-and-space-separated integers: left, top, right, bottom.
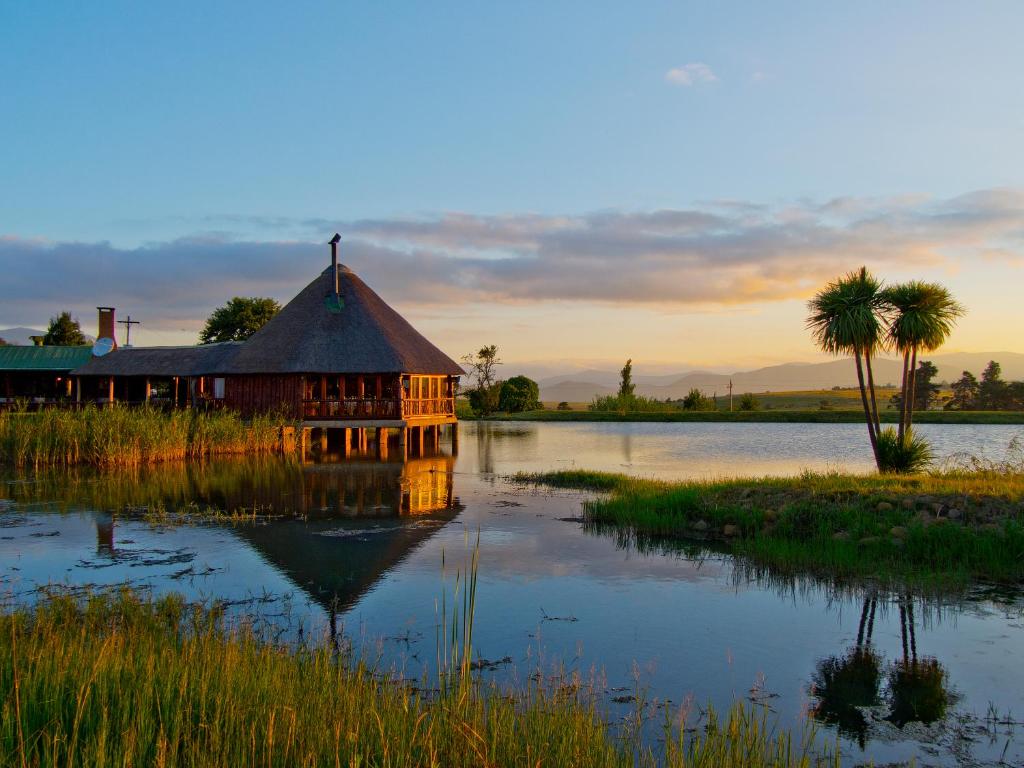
3, 421, 1024, 766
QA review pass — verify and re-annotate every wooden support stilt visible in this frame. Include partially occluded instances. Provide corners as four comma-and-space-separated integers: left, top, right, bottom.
376, 428, 389, 460
318, 428, 328, 454
144, 377, 152, 403
301, 428, 312, 463
107, 377, 115, 408
399, 427, 408, 460
431, 424, 440, 452
279, 426, 296, 453
451, 422, 459, 454
342, 428, 351, 457
416, 425, 424, 456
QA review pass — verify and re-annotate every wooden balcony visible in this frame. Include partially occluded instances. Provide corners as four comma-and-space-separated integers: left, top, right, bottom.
301, 396, 454, 421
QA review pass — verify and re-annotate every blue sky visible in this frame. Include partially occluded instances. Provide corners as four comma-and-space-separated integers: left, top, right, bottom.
1, 1, 1022, 369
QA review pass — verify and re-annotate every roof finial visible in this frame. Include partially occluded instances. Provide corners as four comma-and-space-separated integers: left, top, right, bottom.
329, 233, 342, 298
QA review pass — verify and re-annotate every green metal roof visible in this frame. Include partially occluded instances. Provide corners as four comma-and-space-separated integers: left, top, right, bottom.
0, 345, 94, 371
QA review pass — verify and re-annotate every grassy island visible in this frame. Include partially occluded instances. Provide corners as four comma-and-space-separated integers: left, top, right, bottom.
0, 591, 838, 768
519, 470, 1024, 586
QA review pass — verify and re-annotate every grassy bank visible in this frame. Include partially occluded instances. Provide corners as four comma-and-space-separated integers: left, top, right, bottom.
0, 406, 289, 468
519, 470, 1024, 586
487, 409, 1024, 424
0, 591, 838, 768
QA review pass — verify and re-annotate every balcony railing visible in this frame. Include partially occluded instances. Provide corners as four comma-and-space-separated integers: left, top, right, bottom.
403, 398, 455, 417
300, 397, 454, 420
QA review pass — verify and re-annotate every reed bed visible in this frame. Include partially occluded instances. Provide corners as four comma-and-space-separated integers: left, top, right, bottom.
0, 590, 839, 768
0, 406, 288, 468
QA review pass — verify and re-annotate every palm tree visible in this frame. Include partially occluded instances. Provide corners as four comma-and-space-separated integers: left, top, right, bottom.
883, 282, 964, 441
807, 267, 887, 468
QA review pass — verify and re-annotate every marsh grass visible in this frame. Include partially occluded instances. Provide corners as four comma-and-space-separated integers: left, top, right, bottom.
0, 406, 290, 468
0, 590, 840, 768
520, 469, 1024, 587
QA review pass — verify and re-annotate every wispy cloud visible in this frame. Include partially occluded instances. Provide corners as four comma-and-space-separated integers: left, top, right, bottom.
1, 189, 1022, 334
665, 62, 718, 87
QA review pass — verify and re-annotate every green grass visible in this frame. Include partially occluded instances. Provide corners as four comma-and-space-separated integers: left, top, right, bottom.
0, 406, 291, 468
0, 590, 840, 768
491, 409, 1024, 424
519, 470, 1024, 587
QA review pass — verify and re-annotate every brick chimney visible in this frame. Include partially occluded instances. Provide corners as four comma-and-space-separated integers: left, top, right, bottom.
97, 307, 117, 347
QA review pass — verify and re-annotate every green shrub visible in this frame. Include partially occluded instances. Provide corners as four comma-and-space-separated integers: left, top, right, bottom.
877, 427, 934, 474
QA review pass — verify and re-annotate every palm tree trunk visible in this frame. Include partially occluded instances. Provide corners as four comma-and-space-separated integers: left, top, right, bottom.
864, 351, 883, 442
854, 349, 880, 467
906, 346, 919, 432
898, 350, 910, 443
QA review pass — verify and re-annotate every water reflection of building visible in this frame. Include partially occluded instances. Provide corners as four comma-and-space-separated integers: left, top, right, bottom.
234, 456, 461, 611
77, 454, 460, 612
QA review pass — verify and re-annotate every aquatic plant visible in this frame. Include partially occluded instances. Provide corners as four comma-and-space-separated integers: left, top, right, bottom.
0, 589, 840, 768
0, 406, 291, 468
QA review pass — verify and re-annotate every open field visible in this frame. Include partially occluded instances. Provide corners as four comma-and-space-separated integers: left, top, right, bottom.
542, 388, 911, 412
519, 470, 1024, 587
0, 590, 839, 768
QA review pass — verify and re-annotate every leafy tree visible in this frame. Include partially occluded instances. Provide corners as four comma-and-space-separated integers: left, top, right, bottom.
889, 360, 940, 412
681, 388, 712, 411
556, 401, 571, 411
738, 392, 759, 411
618, 359, 635, 399
467, 383, 502, 416
43, 312, 88, 346
498, 375, 541, 413
200, 297, 280, 343
945, 370, 979, 411
461, 345, 502, 416
807, 267, 886, 469
0, 337, 7, 346
882, 282, 963, 440
977, 360, 1008, 410
1007, 381, 1024, 410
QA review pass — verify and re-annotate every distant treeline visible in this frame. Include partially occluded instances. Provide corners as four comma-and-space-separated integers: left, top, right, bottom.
943, 360, 1024, 411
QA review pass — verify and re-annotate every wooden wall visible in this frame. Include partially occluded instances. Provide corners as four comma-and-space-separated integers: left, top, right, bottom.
224, 375, 303, 418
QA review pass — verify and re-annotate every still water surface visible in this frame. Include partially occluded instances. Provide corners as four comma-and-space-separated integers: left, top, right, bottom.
2, 421, 1024, 767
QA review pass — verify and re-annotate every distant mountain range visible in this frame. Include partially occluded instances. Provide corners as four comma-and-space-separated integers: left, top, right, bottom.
0, 327, 97, 346
0, 327, 46, 346
538, 352, 1024, 403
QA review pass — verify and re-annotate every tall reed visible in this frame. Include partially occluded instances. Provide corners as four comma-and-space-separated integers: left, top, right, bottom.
0, 406, 289, 468
0, 590, 839, 768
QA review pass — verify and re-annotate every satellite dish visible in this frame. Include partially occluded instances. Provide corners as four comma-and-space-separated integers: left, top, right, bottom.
92, 337, 115, 357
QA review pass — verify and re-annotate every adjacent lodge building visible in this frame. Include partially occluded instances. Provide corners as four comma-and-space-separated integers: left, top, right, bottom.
0, 239, 464, 457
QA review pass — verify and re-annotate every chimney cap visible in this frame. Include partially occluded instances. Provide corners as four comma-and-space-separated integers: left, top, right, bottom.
329, 233, 341, 245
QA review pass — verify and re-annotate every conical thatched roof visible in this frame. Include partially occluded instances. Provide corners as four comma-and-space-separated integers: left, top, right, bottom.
224, 264, 464, 375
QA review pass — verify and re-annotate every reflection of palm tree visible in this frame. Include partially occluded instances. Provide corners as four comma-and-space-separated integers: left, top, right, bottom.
886, 593, 955, 727
809, 593, 882, 748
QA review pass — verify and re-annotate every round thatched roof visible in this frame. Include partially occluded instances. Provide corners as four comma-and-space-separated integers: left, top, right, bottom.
224, 265, 465, 375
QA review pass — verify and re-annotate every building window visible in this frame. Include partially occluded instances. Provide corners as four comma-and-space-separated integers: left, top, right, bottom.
213, 378, 226, 399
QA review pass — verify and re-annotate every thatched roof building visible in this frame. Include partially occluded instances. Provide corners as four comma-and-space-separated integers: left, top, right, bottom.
70, 249, 463, 431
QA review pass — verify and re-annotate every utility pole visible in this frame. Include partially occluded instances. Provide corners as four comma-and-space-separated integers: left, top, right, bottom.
728, 379, 733, 412
117, 315, 141, 347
